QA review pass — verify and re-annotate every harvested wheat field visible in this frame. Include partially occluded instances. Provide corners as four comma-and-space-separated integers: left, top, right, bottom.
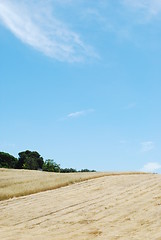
1, 172, 161, 239
0, 168, 114, 201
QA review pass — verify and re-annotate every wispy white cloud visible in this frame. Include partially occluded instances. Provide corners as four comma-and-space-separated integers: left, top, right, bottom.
141, 141, 154, 152
67, 109, 95, 119
122, 0, 161, 20
1, 0, 160, 62
140, 162, 161, 172
0, 0, 97, 62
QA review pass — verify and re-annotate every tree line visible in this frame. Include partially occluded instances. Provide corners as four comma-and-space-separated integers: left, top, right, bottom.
0, 150, 96, 173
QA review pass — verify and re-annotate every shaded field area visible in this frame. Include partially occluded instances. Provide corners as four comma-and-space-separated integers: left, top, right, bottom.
0, 168, 141, 201
1, 172, 161, 239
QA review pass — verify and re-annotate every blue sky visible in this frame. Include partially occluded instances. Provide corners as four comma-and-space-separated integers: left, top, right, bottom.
1, 0, 161, 172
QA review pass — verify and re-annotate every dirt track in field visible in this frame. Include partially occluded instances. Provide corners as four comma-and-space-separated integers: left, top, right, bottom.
1, 173, 161, 240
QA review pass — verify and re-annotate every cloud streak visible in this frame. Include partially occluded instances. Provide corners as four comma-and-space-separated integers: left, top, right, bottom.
123, 0, 161, 19
1, 0, 160, 62
67, 109, 95, 119
0, 0, 97, 62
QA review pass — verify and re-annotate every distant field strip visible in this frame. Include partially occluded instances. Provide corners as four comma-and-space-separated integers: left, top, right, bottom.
0, 168, 145, 201
0, 173, 161, 240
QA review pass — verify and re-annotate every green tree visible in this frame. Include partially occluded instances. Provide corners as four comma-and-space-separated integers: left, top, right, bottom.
42, 159, 60, 172
17, 150, 44, 170
60, 168, 77, 173
0, 152, 18, 169
79, 169, 96, 172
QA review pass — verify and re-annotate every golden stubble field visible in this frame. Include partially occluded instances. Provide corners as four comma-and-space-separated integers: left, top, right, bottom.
0, 168, 142, 201
1, 169, 161, 239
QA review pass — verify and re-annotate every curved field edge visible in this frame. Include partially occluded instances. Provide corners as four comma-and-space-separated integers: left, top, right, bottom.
0, 168, 147, 201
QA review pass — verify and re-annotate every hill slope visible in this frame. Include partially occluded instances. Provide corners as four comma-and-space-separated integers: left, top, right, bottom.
0, 168, 144, 200
0, 173, 161, 239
